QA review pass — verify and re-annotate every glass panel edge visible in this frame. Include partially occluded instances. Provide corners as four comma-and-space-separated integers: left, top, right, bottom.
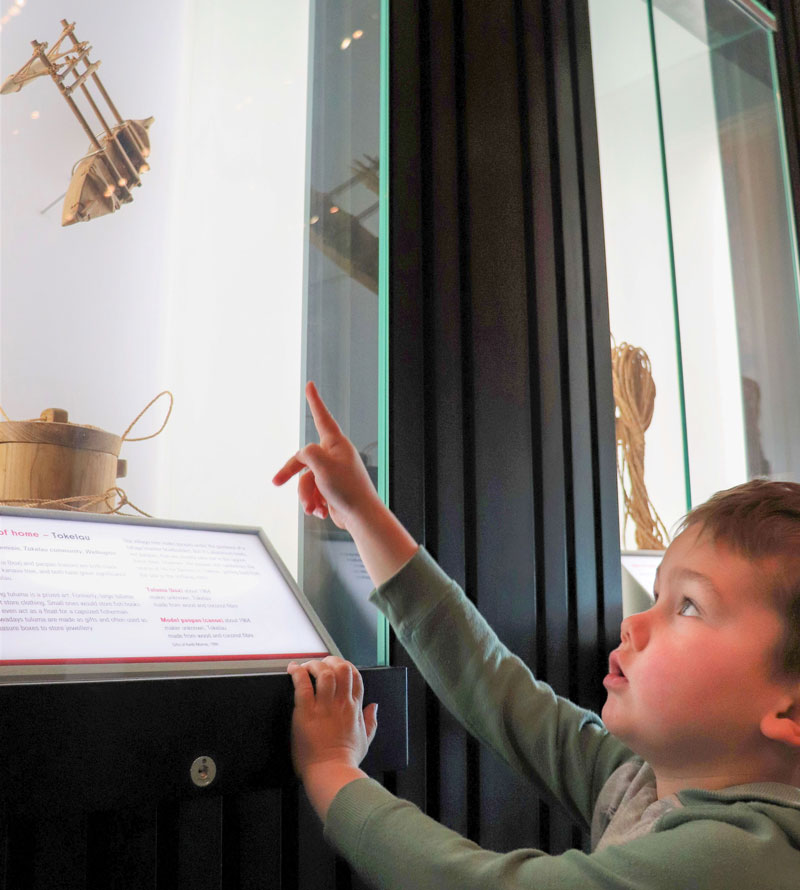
377, 0, 391, 666
767, 35, 800, 365
729, 0, 777, 32
647, 0, 693, 511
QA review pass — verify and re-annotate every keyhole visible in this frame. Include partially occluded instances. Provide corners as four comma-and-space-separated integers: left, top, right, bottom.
190, 755, 217, 787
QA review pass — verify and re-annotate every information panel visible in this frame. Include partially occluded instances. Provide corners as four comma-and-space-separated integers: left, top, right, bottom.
0, 509, 334, 682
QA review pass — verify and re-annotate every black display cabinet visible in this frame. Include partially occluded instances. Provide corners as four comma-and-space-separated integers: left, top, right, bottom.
0, 667, 407, 889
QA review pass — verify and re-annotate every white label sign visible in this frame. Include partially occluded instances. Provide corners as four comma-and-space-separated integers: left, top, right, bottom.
0, 515, 329, 668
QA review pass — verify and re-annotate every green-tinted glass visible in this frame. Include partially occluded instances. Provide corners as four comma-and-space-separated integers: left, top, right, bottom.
300, 0, 389, 666
377, 0, 390, 666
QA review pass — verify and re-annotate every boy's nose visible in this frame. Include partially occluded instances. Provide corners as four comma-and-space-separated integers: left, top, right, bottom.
620, 610, 650, 651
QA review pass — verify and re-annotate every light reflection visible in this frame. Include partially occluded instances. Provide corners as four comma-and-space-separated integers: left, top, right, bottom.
340, 37, 351, 50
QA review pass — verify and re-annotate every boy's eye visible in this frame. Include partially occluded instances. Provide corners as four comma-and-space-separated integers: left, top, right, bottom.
678, 598, 700, 617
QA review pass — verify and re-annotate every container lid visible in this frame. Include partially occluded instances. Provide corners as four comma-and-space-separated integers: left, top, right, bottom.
0, 408, 122, 456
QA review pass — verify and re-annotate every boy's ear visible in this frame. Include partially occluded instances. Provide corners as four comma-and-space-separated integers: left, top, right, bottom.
760, 696, 800, 748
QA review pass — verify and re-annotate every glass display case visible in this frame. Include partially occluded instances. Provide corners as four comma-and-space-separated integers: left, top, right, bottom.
0, 0, 388, 665
589, 0, 800, 552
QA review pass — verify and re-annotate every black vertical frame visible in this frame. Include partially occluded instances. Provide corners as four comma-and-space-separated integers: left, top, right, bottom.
389, 0, 622, 856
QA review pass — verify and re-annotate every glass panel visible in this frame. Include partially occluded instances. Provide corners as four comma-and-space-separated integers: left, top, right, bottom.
653, 0, 800, 505
0, 1, 388, 664
589, 0, 800, 552
588, 0, 689, 549
300, 0, 388, 666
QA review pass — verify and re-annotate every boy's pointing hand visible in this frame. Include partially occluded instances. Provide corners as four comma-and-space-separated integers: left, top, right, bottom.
272, 381, 381, 532
274, 379, 418, 588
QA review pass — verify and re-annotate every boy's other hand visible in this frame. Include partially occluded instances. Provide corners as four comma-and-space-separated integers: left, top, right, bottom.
288, 657, 378, 820
288, 656, 378, 775
272, 381, 381, 532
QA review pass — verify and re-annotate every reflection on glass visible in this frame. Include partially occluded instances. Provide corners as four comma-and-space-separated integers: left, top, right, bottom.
590, 0, 800, 549
300, 0, 387, 666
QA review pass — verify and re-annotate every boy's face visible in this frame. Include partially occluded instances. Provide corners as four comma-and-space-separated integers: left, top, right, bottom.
602, 523, 790, 773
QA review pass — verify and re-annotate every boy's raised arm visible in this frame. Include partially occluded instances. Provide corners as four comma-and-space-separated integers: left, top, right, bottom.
272, 381, 418, 588
274, 383, 629, 831
274, 382, 418, 820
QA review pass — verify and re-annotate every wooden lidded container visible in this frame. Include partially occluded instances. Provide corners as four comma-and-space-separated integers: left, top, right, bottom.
0, 408, 127, 512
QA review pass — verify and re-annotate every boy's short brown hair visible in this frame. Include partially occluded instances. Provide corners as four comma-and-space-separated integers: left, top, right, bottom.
676, 479, 800, 680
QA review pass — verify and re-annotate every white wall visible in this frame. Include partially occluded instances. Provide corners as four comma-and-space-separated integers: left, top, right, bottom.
158, 0, 309, 575
0, 0, 309, 575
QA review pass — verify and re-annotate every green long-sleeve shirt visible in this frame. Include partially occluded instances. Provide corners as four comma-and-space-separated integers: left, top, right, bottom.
324, 547, 800, 889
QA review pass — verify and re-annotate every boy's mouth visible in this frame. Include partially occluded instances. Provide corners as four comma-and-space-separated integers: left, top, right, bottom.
603, 651, 628, 689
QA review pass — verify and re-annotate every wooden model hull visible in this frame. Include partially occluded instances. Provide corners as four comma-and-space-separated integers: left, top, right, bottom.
62, 117, 153, 226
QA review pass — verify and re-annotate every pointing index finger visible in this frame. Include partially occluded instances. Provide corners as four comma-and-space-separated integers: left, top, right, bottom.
306, 381, 341, 439
272, 454, 307, 486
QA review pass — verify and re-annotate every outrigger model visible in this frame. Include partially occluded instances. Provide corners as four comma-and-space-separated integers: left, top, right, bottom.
1, 19, 153, 226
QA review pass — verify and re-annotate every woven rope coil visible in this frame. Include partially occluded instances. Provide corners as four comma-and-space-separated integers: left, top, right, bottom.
611, 342, 669, 550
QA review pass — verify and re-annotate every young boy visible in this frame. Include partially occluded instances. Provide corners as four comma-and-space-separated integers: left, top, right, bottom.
273, 382, 800, 889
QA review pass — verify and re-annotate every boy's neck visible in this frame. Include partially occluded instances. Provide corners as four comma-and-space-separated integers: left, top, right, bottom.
656, 773, 754, 799
654, 755, 799, 799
